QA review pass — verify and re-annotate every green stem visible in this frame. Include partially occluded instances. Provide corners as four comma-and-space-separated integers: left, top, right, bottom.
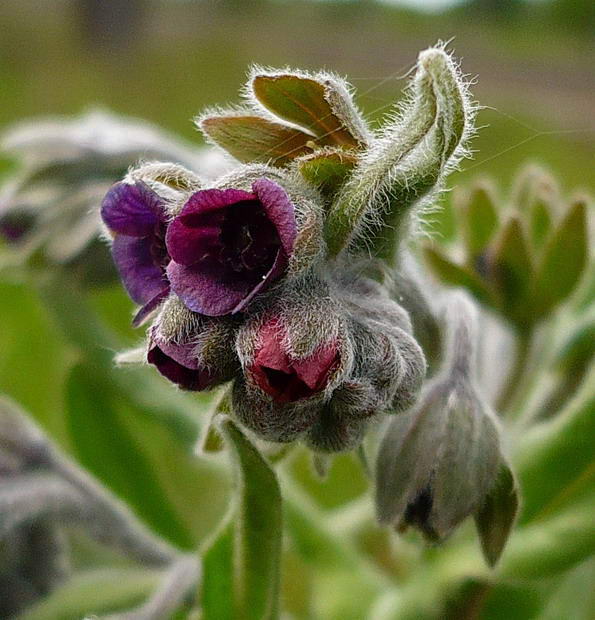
495, 328, 533, 415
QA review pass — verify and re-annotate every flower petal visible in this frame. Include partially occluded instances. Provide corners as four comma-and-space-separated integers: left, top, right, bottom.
166, 188, 255, 265
112, 234, 169, 305
252, 178, 297, 256
148, 343, 219, 391
132, 288, 170, 327
101, 182, 164, 237
166, 260, 254, 315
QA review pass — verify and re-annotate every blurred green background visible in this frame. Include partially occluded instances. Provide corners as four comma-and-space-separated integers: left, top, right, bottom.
0, 1, 593, 616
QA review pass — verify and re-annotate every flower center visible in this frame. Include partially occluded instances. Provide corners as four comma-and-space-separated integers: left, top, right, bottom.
150, 221, 169, 269
218, 202, 281, 275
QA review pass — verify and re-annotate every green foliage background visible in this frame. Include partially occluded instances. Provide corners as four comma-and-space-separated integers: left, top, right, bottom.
0, 1, 593, 618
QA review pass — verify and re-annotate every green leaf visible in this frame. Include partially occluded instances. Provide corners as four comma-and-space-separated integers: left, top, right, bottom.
18, 568, 160, 620
251, 74, 360, 148
533, 199, 589, 316
514, 364, 595, 524
537, 558, 595, 620
423, 245, 495, 307
459, 182, 499, 259
487, 216, 533, 322
474, 461, 519, 567
202, 417, 282, 620
297, 149, 357, 200
200, 114, 314, 166
201, 520, 235, 620
65, 362, 194, 549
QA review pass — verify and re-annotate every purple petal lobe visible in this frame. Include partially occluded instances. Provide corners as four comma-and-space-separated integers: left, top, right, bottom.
165, 188, 255, 265
132, 288, 170, 327
147, 331, 221, 391
166, 261, 253, 315
101, 182, 164, 237
112, 234, 169, 305
252, 178, 297, 256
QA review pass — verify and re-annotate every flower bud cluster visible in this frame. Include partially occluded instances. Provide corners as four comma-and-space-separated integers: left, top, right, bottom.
100, 46, 474, 451
103, 159, 426, 451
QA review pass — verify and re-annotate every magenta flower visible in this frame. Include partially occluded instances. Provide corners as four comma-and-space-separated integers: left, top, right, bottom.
147, 332, 222, 391
101, 182, 170, 325
248, 320, 339, 403
165, 178, 296, 316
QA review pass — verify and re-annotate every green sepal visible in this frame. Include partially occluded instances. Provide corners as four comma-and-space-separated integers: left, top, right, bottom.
474, 461, 520, 567
200, 114, 315, 166
459, 181, 499, 261
487, 216, 533, 324
296, 149, 357, 201
533, 198, 589, 317
423, 244, 496, 307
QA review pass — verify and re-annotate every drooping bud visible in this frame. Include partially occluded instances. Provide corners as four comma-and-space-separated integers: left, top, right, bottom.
325, 45, 475, 261
148, 295, 239, 391
375, 293, 503, 542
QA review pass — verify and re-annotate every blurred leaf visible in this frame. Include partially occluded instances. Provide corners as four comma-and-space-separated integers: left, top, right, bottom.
537, 558, 595, 620
511, 164, 559, 212
423, 245, 495, 307
201, 520, 234, 620
297, 150, 357, 200
201, 115, 314, 166
459, 182, 499, 259
252, 74, 359, 148
554, 319, 595, 373
533, 199, 589, 316
501, 499, 595, 579
474, 461, 519, 567
65, 362, 194, 549
529, 197, 554, 250
18, 567, 159, 620
515, 365, 595, 523
487, 216, 533, 320
202, 417, 282, 620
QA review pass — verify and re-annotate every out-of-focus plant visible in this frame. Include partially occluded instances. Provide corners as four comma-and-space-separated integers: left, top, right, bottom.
0, 43, 593, 620
0, 109, 210, 285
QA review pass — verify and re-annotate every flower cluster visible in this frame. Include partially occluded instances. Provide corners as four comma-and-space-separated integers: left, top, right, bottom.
101, 46, 473, 451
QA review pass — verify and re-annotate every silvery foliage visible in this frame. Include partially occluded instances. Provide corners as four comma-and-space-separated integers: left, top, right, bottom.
0, 108, 231, 275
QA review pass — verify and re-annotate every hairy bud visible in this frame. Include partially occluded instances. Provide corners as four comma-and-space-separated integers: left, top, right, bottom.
325, 45, 475, 261
375, 293, 502, 540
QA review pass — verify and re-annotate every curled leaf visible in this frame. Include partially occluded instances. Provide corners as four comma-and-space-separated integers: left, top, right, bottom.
250, 71, 367, 148
200, 113, 315, 166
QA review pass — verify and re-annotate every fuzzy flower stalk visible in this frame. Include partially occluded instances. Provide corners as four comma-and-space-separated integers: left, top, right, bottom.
100, 46, 475, 453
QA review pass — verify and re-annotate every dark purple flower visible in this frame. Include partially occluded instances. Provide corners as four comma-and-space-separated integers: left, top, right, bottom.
147, 332, 222, 391
101, 182, 170, 325
248, 320, 340, 403
165, 178, 297, 316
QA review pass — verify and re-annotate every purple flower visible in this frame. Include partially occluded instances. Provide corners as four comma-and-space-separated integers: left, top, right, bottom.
165, 178, 297, 316
101, 182, 170, 325
147, 332, 222, 391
